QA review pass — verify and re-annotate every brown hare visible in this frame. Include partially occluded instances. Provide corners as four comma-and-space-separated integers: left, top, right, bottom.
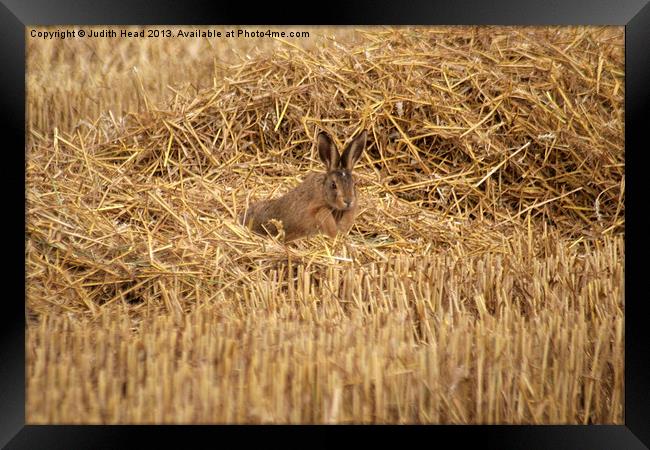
240, 130, 368, 242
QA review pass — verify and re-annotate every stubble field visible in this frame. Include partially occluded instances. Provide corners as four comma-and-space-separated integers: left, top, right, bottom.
26, 25, 624, 424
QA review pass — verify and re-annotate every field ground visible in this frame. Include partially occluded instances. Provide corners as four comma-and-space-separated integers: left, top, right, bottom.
26, 26, 624, 423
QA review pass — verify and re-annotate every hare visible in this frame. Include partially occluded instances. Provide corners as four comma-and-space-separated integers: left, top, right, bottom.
240, 130, 368, 242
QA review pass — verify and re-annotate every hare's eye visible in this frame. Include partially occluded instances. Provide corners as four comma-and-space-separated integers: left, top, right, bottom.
331, 181, 337, 190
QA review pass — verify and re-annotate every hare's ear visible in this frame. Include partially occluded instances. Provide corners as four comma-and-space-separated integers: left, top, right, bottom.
317, 131, 339, 170
340, 130, 367, 170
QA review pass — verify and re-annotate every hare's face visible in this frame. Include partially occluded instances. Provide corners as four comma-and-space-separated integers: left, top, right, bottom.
324, 169, 356, 211
317, 130, 366, 210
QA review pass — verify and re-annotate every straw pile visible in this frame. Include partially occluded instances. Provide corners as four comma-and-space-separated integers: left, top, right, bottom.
26, 26, 624, 424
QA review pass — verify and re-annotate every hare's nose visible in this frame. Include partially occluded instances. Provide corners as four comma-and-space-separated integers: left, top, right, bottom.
345, 200, 352, 208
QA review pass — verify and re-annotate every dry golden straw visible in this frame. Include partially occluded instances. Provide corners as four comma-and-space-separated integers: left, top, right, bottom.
26, 25, 624, 424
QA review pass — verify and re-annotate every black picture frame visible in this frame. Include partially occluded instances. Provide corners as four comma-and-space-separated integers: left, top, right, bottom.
5, 0, 648, 448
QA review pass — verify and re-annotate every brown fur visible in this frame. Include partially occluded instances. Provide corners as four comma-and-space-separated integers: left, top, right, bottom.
240, 130, 367, 242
